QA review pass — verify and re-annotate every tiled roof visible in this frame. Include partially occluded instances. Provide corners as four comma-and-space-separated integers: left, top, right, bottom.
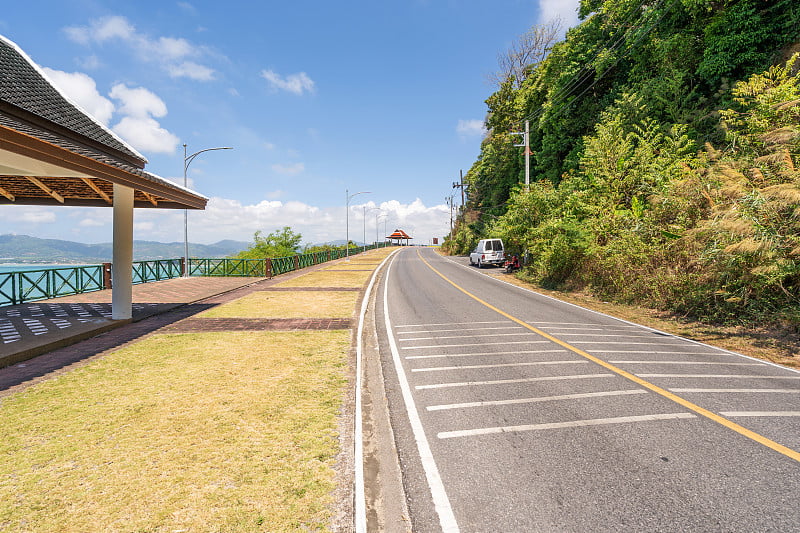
388, 229, 412, 239
0, 34, 146, 166
0, 112, 187, 193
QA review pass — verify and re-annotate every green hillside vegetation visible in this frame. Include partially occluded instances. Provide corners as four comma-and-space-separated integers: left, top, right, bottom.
445, 0, 800, 327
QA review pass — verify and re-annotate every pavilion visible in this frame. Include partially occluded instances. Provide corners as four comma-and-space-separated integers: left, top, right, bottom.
0, 34, 208, 320
387, 229, 412, 246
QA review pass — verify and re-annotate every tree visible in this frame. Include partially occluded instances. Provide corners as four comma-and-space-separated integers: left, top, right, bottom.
235, 226, 303, 259
488, 19, 563, 89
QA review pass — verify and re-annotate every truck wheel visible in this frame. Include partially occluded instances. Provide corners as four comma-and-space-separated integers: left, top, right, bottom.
477, 259, 483, 269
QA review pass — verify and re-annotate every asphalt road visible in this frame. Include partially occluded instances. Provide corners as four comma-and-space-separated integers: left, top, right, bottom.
372, 247, 800, 532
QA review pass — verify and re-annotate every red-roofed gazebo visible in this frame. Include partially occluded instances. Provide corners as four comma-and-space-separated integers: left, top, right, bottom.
387, 229, 412, 246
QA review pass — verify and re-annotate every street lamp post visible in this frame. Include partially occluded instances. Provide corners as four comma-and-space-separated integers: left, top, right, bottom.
346, 189, 370, 261
184, 144, 232, 276
364, 207, 381, 251
377, 214, 387, 247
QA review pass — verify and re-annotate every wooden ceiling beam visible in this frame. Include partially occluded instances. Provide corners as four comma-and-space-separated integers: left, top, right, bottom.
0, 185, 14, 201
25, 176, 64, 203
80, 177, 112, 205
141, 191, 158, 206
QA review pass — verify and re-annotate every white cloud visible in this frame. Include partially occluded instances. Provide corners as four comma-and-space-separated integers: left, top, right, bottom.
180, 196, 449, 245
0, 207, 57, 225
41, 68, 114, 125
109, 83, 167, 118
107, 83, 179, 154
177, 2, 197, 14
271, 162, 305, 176
456, 119, 487, 138
538, 0, 581, 28
77, 55, 101, 70
64, 15, 216, 81
261, 69, 315, 95
79, 218, 106, 227
167, 61, 215, 81
64, 15, 135, 44
20, 210, 57, 224
134, 222, 154, 231
0, 198, 451, 247
112, 116, 180, 154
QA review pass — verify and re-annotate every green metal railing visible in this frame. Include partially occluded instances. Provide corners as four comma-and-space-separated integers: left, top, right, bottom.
189, 258, 266, 277
0, 265, 105, 306
133, 259, 182, 284
0, 243, 388, 307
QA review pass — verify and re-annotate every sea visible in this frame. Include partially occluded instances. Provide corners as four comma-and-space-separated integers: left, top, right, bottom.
0, 264, 95, 274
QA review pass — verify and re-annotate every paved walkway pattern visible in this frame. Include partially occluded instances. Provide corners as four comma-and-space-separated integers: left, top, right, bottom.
0, 276, 269, 364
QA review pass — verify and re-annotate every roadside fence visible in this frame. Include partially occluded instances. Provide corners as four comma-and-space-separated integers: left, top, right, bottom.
0, 244, 383, 307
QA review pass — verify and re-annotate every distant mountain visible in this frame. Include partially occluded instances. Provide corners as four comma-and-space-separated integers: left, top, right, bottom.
0, 234, 249, 263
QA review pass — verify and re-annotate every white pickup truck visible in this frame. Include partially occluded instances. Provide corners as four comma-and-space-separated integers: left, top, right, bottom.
469, 238, 505, 268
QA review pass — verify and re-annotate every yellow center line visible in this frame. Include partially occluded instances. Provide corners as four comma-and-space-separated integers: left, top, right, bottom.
417, 250, 800, 463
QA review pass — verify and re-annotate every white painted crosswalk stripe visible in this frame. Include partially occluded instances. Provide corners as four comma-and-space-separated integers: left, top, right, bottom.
411, 360, 589, 372
406, 349, 569, 360
399, 332, 539, 341
402, 340, 552, 350
415, 373, 614, 390
427, 389, 647, 411
437, 413, 697, 439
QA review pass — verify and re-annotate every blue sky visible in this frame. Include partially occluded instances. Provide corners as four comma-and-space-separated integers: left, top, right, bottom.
0, 0, 579, 246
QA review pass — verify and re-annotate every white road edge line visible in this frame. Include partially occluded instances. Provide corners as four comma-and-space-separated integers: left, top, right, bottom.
384, 251, 460, 532
438, 413, 697, 439
446, 256, 800, 375
355, 248, 400, 533
427, 389, 647, 411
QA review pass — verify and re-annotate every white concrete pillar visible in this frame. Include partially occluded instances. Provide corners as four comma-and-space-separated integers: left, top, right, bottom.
112, 184, 134, 320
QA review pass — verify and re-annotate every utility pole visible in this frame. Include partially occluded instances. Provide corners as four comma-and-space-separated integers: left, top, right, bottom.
452, 169, 466, 212
511, 120, 530, 193
445, 195, 454, 234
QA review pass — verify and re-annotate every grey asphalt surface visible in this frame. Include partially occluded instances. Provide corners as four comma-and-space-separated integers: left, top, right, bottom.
373, 247, 800, 532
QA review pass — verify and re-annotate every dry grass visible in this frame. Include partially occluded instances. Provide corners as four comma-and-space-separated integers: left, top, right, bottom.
275, 270, 372, 288
198, 290, 359, 319
0, 330, 350, 532
322, 263, 378, 270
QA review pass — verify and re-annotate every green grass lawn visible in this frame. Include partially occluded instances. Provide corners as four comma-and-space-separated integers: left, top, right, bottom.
199, 290, 359, 319
0, 330, 349, 532
274, 270, 372, 288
